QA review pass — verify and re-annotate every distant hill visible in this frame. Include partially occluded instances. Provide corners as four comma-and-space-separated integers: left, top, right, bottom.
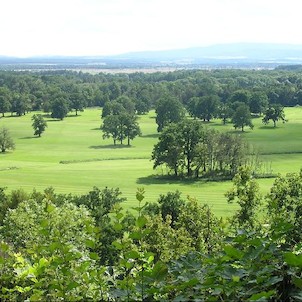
114, 43, 302, 63
1, 43, 302, 70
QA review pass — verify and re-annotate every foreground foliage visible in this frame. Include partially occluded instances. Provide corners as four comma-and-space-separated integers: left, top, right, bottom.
0, 170, 302, 301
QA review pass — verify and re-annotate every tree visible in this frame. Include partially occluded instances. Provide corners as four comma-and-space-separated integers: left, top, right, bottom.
0, 87, 12, 117
73, 186, 126, 222
179, 119, 204, 176
101, 112, 141, 145
50, 97, 69, 120
31, 114, 47, 137
228, 89, 251, 105
217, 101, 234, 124
11, 93, 31, 116
157, 190, 185, 226
225, 166, 262, 230
232, 104, 254, 132
151, 123, 183, 176
101, 101, 125, 118
262, 104, 287, 127
152, 120, 203, 177
122, 113, 141, 146
116, 95, 136, 115
0, 127, 15, 153
101, 114, 120, 145
155, 96, 185, 132
196, 95, 220, 122
266, 170, 302, 245
68, 84, 86, 115
249, 91, 269, 116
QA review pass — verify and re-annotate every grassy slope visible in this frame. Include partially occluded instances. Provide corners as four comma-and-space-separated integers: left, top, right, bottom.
0, 107, 301, 216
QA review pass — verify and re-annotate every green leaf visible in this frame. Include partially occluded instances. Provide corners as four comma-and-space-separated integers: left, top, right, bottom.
116, 212, 124, 220
284, 252, 302, 267
126, 250, 140, 259
39, 258, 49, 268
49, 242, 61, 252
249, 290, 275, 300
151, 261, 168, 281
129, 231, 142, 240
293, 276, 302, 288
40, 219, 49, 228
224, 245, 244, 259
89, 252, 99, 260
136, 215, 147, 228
46, 203, 55, 213
232, 275, 240, 282
66, 281, 79, 290
113, 223, 123, 231
112, 241, 123, 250
136, 188, 145, 202
0, 242, 9, 252
85, 239, 95, 249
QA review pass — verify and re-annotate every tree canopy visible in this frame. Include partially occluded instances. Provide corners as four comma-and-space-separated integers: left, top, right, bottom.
32, 114, 47, 137
0, 127, 15, 152
262, 104, 287, 127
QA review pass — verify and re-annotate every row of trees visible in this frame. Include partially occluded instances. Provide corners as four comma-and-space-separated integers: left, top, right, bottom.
155, 94, 287, 133
0, 69, 299, 123
0, 168, 301, 300
152, 119, 250, 178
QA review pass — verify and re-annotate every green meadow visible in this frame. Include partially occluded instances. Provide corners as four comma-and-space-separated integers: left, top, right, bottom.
1, 107, 302, 216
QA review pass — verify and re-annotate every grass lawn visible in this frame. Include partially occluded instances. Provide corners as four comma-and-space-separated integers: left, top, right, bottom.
0, 107, 302, 217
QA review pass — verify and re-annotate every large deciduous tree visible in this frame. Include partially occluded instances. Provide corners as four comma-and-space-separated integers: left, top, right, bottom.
232, 104, 254, 132
249, 91, 269, 116
152, 120, 203, 177
225, 166, 262, 230
32, 114, 47, 137
122, 113, 141, 146
0, 87, 12, 117
152, 123, 183, 176
0, 127, 15, 153
155, 96, 185, 132
101, 114, 120, 145
188, 95, 220, 122
51, 97, 69, 120
101, 113, 141, 145
262, 104, 286, 127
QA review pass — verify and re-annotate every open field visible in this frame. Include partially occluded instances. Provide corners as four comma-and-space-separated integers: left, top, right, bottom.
0, 107, 302, 216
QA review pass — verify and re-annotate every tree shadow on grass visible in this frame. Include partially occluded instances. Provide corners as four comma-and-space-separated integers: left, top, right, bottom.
89, 144, 133, 149
258, 125, 277, 130
19, 136, 39, 140
91, 127, 101, 131
136, 174, 197, 185
228, 129, 253, 134
141, 133, 160, 139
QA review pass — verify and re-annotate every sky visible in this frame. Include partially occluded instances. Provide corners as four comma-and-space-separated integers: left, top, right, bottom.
1, 0, 302, 57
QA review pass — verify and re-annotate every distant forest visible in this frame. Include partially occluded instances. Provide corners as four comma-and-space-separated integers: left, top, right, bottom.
0, 68, 302, 120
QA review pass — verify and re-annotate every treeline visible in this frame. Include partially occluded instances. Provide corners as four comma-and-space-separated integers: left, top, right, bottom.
0, 168, 301, 300
0, 68, 302, 120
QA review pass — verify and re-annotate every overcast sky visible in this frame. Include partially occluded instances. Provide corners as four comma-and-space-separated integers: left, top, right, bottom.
1, 0, 302, 57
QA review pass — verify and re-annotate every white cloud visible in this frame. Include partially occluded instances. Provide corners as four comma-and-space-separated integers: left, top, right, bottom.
0, 0, 302, 56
